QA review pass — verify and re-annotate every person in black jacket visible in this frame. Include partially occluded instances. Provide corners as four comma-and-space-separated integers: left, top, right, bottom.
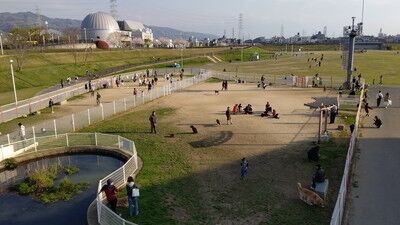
149, 111, 157, 134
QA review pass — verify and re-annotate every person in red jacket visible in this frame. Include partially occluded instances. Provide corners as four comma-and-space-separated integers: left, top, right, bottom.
99, 179, 119, 213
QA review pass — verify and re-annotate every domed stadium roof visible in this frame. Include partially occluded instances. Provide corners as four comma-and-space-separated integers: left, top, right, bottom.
81, 12, 120, 31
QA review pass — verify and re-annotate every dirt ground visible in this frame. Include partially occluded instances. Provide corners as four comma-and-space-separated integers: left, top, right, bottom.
148, 81, 338, 224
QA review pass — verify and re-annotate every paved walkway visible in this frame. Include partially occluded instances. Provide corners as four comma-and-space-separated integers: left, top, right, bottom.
347, 86, 400, 225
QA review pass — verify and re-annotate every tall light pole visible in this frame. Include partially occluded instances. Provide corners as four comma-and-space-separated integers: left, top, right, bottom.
0, 33, 4, 55
84, 28, 87, 43
9, 60, 18, 105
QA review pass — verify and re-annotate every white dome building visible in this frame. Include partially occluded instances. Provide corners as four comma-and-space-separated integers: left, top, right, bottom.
81, 12, 120, 42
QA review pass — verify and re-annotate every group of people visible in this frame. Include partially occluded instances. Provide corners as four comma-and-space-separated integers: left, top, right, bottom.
99, 177, 140, 217
307, 54, 324, 69
361, 90, 390, 128
221, 80, 229, 90
261, 102, 280, 119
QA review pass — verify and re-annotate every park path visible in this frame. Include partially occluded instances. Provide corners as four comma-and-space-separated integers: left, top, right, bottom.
346, 86, 400, 225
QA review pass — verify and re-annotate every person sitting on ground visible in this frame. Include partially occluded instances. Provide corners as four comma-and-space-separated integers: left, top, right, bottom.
265, 102, 272, 113
312, 164, 326, 189
232, 104, 239, 114
373, 116, 382, 128
272, 109, 280, 119
244, 104, 253, 114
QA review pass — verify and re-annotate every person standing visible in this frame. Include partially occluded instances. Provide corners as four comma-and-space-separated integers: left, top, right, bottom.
18, 122, 26, 140
379, 75, 383, 85
96, 92, 102, 105
329, 104, 338, 124
126, 176, 139, 216
364, 102, 373, 117
149, 111, 157, 134
48, 98, 54, 113
133, 88, 138, 96
376, 91, 384, 107
240, 158, 249, 179
60, 79, 64, 88
99, 179, 119, 213
226, 107, 232, 125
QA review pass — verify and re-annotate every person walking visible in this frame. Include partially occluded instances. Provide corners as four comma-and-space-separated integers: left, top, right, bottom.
126, 176, 139, 216
376, 91, 384, 107
383, 92, 392, 108
99, 179, 119, 213
18, 122, 26, 140
226, 107, 232, 125
240, 158, 249, 179
96, 92, 102, 105
149, 111, 157, 134
364, 102, 373, 117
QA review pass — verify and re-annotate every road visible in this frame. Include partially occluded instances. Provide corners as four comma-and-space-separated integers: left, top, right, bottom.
346, 86, 400, 225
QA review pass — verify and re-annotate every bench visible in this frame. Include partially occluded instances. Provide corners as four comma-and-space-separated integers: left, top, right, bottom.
314, 179, 329, 198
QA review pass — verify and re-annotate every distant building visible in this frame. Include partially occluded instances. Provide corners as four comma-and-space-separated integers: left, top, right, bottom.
118, 20, 154, 42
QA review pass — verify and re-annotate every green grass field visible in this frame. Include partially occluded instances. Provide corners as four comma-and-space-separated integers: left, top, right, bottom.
0, 48, 226, 105
209, 50, 400, 85
216, 46, 274, 62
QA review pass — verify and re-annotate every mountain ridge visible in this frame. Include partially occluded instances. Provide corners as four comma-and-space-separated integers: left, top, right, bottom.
0, 11, 218, 40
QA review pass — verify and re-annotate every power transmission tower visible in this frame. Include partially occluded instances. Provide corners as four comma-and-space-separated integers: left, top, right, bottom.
238, 13, 243, 42
323, 26, 327, 36
35, 5, 42, 27
232, 27, 235, 39
280, 24, 284, 38
110, 0, 118, 19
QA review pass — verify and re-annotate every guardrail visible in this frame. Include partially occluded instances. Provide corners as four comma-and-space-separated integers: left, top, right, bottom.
0, 70, 210, 145
0, 133, 139, 225
0, 67, 204, 124
330, 87, 364, 225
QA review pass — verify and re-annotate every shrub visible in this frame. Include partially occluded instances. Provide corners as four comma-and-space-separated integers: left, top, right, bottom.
16, 182, 32, 195
64, 166, 80, 175
94, 40, 109, 49
3, 158, 18, 170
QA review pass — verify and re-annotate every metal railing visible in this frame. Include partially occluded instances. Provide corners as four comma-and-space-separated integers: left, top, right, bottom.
0, 133, 138, 225
0, 70, 210, 145
330, 87, 364, 225
0, 68, 204, 124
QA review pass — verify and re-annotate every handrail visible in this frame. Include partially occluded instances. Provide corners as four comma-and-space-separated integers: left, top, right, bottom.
330, 87, 364, 225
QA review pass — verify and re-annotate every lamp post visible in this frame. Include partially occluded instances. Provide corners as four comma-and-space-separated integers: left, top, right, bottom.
0, 33, 4, 55
84, 28, 87, 43
9, 59, 18, 105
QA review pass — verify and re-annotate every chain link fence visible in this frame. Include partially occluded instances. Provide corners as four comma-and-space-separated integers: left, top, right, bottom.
0, 69, 209, 145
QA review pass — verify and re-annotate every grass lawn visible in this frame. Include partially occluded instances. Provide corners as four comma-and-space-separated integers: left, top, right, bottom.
216, 46, 275, 62
209, 50, 400, 85
76, 100, 353, 225
0, 48, 226, 105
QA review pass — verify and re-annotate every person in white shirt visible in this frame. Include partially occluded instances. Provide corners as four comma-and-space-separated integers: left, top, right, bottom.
18, 122, 26, 140
376, 91, 384, 107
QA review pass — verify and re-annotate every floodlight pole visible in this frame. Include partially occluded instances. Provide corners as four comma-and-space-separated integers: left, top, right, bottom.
9, 60, 18, 105
345, 17, 357, 89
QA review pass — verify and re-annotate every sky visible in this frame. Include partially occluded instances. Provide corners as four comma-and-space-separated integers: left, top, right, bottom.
1, 0, 400, 38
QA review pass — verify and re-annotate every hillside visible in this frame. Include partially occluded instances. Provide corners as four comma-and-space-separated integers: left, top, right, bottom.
0, 11, 217, 40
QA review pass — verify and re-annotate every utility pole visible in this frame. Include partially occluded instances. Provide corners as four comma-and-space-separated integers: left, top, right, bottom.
0, 33, 4, 55
241, 47, 244, 62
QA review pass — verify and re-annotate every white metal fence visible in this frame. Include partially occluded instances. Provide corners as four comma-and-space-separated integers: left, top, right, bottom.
330, 88, 364, 225
211, 70, 346, 87
0, 133, 139, 225
0, 70, 209, 145
0, 68, 204, 124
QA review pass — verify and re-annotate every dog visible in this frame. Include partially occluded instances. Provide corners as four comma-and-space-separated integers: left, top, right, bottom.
297, 183, 324, 207
214, 90, 220, 95
216, 119, 221, 126
117, 196, 128, 207
190, 125, 198, 134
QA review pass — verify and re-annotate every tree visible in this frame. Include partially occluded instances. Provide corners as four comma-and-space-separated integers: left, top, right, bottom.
8, 27, 35, 71
173, 39, 189, 48
62, 27, 81, 65
158, 38, 172, 48
132, 38, 144, 47
107, 32, 124, 48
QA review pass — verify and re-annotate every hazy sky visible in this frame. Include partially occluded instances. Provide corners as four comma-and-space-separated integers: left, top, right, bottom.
2, 0, 399, 38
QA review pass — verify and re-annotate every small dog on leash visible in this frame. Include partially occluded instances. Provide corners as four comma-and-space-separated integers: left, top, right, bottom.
216, 119, 221, 126
214, 90, 220, 95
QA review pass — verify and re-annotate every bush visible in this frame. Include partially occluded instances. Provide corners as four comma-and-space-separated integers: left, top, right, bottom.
16, 182, 32, 195
94, 40, 109, 49
64, 166, 80, 175
3, 158, 18, 170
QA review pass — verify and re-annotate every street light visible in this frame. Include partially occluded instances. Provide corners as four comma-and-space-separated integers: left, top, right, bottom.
0, 33, 4, 55
9, 59, 18, 105
83, 28, 87, 43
